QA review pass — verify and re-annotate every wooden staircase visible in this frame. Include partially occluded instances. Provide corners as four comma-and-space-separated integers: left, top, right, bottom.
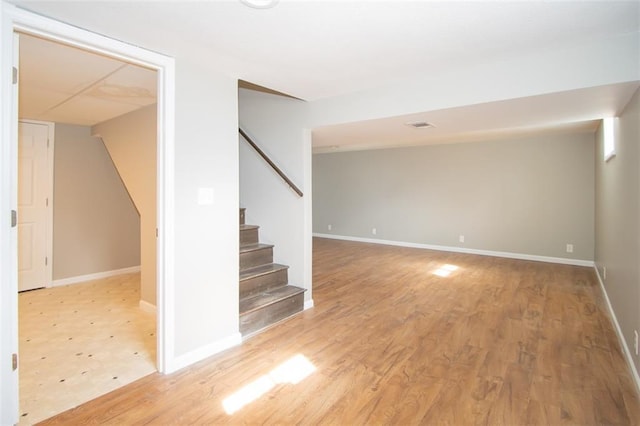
239, 208, 305, 337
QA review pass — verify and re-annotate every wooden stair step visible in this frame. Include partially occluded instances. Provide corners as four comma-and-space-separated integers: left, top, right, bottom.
240, 224, 259, 246
238, 207, 303, 337
240, 285, 305, 315
240, 263, 289, 298
240, 243, 274, 270
240, 262, 288, 281
239, 243, 273, 254
239, 285, 306, 336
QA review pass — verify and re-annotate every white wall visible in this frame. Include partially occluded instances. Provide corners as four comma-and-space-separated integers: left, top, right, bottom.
239, 88, 312, 302
173, 57, 239, 357
314, 132, 595, 262
595, 87, 640, 378
53, 123, 140, 280
93, 104, 156, 307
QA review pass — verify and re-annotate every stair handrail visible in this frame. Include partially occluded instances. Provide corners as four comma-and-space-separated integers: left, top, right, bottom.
239, 127, 304, 197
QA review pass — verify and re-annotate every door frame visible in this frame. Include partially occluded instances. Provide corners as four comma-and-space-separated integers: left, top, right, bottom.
18, 119, 54, 291
1, 4, 176, 424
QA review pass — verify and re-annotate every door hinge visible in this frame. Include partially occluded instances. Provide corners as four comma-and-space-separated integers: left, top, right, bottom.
156, 228, 158, 237
12, 67, 18, 85
47, 139, 50, 148
45, 257, 48, 266
11, 210, 17, 227
12, 353, 18, 371
46, 198, 49, 207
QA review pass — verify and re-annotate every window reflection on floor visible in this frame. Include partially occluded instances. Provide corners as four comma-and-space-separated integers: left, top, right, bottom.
223, 354, 316, 415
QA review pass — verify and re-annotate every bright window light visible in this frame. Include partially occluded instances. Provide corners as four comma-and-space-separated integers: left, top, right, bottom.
433, 263, 459, 277
222, 376, 274, 415
603, 117, 616, 162
269, 354, 316, 385
222, 354, 316, 415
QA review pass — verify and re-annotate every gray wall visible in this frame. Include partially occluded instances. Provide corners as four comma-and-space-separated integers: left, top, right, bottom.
53, 123, 140, 280
595, 87, 640, 375
313, 132, 595, 261
93, 104, 157, 307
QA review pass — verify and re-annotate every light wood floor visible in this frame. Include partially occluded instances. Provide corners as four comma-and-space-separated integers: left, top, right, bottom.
19, 273, 156, 425
42, 238, 640, 425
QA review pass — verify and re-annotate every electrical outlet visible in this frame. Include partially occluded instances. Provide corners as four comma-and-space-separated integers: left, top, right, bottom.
459, 235, 465, 243
634, 330, 638, 356
566, 244, 574, 253
327, 224, 332, 231
372, 228, 377, 235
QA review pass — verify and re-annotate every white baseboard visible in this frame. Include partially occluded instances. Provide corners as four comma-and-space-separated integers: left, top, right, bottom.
304, 299, 314, 310
139, 300, 157, 314
313, 233, 594, 267
593, 266, 640, 395
51, 265, 141, 287
166, 332, 242, 374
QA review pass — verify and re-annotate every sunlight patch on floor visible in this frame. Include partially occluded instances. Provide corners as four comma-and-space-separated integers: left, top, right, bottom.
432, 263, 459, 277
223, 354, 316, 415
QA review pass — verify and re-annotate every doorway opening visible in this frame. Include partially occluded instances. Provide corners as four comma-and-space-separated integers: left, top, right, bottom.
0, 7, 175, 426
16, 32, 159, 423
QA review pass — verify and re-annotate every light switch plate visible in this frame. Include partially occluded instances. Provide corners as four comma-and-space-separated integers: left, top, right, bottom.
197, 187, 214, 205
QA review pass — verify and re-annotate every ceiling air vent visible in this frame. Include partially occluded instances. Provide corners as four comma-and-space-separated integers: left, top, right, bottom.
405, 121, 434, 129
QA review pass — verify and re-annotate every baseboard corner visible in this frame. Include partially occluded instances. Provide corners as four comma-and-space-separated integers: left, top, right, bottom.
165, 332, 242, 374
139, 300, 157, 314
304, 299, 314, 310
593, 264, 640, 396
52, 265, 141, 287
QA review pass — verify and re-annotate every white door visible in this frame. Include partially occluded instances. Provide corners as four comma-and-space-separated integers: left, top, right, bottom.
18, 121, 52, 292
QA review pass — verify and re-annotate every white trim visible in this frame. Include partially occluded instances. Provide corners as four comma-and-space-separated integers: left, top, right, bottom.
155, 45, 176, 378
593, 266, 640, 395
10, 9, 166, 71
167, 333, 241, 374
0, 5, 21, 424
51, 265, 141, 287
304, 299, 314, 310
45, 121, 54, 287
139, 299, 157, 314
313, 233, 595, 267
303, 128, 313, 308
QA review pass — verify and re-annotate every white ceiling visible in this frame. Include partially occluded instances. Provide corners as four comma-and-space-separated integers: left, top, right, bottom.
12, 0, 638, 100
19, 33, 157, 126
11, 0, 640, 148
312, 82, 639, 152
